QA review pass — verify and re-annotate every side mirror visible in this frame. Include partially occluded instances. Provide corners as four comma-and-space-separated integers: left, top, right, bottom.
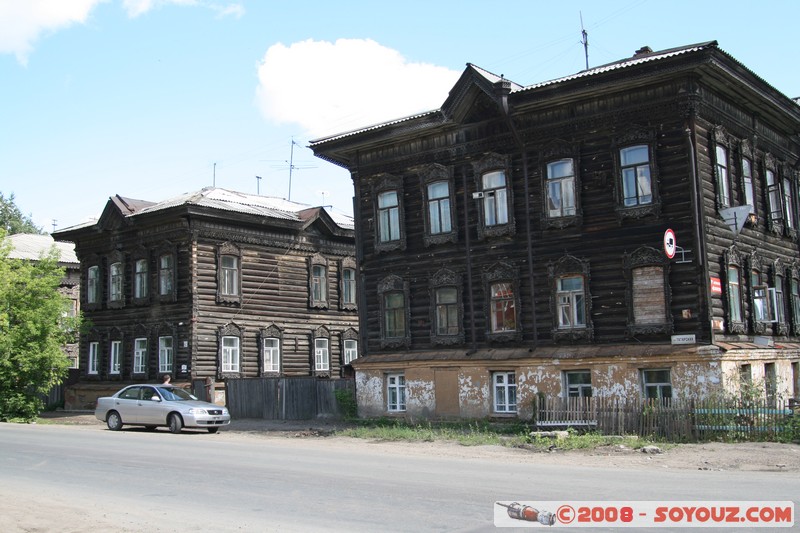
150, 396, 161, 402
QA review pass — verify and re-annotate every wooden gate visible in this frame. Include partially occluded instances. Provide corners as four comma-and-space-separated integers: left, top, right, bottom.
225, 377, 354, 420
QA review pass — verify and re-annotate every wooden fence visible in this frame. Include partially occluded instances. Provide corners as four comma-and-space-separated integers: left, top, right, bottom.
534, 396, 796, 441
225, 377, 354, 420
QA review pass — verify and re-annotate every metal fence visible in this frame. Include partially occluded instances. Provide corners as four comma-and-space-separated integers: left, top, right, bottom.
534, 396, 796, 441
225, 377, 355, 420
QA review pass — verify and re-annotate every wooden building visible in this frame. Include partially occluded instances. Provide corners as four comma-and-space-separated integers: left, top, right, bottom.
53, 188, 358, 409
311, 41, 800, 420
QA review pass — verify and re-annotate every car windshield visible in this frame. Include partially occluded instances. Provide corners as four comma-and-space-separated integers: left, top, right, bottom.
155, 387, 197, 401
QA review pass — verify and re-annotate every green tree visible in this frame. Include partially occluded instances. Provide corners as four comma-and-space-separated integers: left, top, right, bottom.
0, 231, 78, 421
1, 192, 43, 235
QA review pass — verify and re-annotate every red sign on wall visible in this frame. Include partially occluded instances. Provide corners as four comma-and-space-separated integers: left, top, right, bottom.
710, 277, 722, 294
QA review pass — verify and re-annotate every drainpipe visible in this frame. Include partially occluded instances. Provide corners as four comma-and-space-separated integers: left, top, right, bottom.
685, 119, 714, 345
463, 166, 477, 353
494, 79, 539, 345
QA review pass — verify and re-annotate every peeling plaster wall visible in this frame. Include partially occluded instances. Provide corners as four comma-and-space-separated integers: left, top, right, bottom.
355, 371, 385, 418
406, 368, 435, 419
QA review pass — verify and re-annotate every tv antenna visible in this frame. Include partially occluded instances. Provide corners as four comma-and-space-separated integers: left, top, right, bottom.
580, 12, 589, 70
256, 175, 262, 195
272, 138, 316, 201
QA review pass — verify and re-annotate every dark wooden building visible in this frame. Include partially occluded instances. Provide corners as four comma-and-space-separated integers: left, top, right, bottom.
311, 41, 800, 420
53, 187, 358, 409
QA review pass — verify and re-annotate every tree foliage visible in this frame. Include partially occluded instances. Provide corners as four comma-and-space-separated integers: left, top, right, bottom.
0, 231, 78, 421
1, 192, 43, 235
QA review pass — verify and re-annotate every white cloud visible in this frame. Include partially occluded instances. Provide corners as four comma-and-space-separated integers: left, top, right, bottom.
0, 0, 105, 65
255, 38, 460, 139
122, 0, 196, 18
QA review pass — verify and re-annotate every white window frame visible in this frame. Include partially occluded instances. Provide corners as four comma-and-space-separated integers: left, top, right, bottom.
109, 340, 121, 374
715, 145, 731, 208
728, 266, 743, 323
109, 262, 123, 302
158, 336, 173, 373
620, 145, 653, 207
87, 265, 99, 304
314, 337, 330, 371
493, 371, 517, 413
220, 255, 239, 296
742, 157, 755, 212
88, 341, 99, 375
133, 337, 147, 374
311, 265, 327, 304
783, 177, 795, 230
159, 254, 174, 296
263, 337, 280, 373
482, 170, 509, 226
377, 190, 400, 243
546, 158, 576, 218
557, 276, 585, 329
342, 268, 356, 306
343, 339, 357, 365
134, 259, 148, 299
766, 169, 782, 224
427, 180, 452, 234
387, 373, 406, 412
222, 336, 240, 373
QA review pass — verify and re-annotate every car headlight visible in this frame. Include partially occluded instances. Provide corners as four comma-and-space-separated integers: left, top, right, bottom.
188, 408, 208, 415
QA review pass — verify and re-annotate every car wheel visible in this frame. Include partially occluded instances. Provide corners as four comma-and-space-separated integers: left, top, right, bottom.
106, 411, 123, 431
207, 427, 219, 434
168, 413, 183, 434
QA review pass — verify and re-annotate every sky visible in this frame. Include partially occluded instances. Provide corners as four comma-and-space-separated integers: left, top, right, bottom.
1, 0, 798, 233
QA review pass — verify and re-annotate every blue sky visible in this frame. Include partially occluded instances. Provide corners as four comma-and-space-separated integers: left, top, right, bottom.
2, 0, 798, 232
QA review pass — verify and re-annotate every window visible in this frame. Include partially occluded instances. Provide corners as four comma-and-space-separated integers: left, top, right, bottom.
566, 371, 592, 398
632, 266, 666, 325
343, 339, 358, 365
314, 338, 329, 372
493, 371, 517, 413
792, 362, 800, 400
783, 177, 795, 230
775, 273, 786, 325
792, 276, 800, 331
739, 364, 752, 388
557, 276, 585, 329
342, 268, 356, 306
765, 363, 777, 406
220, 255, 239, 296
109, 340, 121, 374
751, 270, 772, 323
133, 338, 147, 374
87, 265, 99, 304
109, 262, 123, 302
312, 265, 327, 304
88, 341, 99, 375
378, 191, 400, 243
619, 145, 652, 207
715, 145, 731, 208
546, 159, 576, 218
387, 373, 406, 412
158, 336, 173, 373
159, 254, 174, 296
490, 282, 516, 333
766, 169, 782, 225
742, 157, 755, 211
384, 292, 406, 338
222, 336, 240, 373
427, 181, 452, 234
642, 369, 672, 401
435, 287, 459, 336
728, 265, 743, 324
263, 338, 280, 373
134, 259, 148, 299
482, 171, 509, 226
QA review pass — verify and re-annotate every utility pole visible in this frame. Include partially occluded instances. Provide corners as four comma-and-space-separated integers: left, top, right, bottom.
580, 12, 589, 70
256, 175, 262, 195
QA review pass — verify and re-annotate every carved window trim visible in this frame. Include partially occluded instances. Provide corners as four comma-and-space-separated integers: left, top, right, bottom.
259, 324, 282, 376
623, 246, 673, 336
429, 268, 464, 345
307, 253, 329, 309
378, 274, 410, 349
85, 256, 101, 310
548, 255, 593, 342
341, 328, 359, 366
483, 262, 520, 343
339, 256, 357, 311
106, 250, 125, 309
540, 140, 582, 229
612, 129, 660, 221
312, 325, 331, 377
131, 247, 150, 305
217, 322, 243, 379
417, 163, 457, 246
472, 153, 515, 240
771, 260, 789, 336
748, 252, 771, 335
781, 166, 798, 240
373, 174, 406, 253
724, 247, 746, 334
107, 327, 124, 380
216, 242, 242, 305
763, 153, 784, 236
132, 324, 150, 379
711, 126, 733, 211
739, 139, 757, 222
156, 242, 177, 303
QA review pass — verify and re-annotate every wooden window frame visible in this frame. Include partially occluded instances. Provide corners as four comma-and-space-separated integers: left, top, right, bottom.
472, 153, 515, 240
418, 163, 457, 246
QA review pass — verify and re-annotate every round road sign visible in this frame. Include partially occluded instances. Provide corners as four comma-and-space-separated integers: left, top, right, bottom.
664, 228, 676, 259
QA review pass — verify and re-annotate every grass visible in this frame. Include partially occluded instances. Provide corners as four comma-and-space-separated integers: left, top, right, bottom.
335, 419, 656, 450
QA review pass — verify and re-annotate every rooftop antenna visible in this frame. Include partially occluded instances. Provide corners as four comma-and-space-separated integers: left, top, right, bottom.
283, 137, 316, 201
213, 162, 217, 187
580, 12, 589, 70
256, 175, 262, 195
51, 219, 57, 233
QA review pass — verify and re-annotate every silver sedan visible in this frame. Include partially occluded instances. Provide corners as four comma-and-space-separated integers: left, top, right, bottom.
95, 384, 231, 433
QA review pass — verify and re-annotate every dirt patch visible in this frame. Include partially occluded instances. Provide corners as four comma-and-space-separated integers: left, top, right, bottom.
35, 411, 800, 472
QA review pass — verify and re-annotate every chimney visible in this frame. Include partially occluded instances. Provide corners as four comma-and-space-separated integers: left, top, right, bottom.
633, 46, 653, 57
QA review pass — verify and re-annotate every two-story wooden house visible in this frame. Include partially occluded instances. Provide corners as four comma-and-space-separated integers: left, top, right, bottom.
53, 187, 358, 409
311, 41, 800, 420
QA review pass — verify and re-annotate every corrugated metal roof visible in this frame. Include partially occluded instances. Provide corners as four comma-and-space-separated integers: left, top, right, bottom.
132, 187, 354, 230
6, 233, 79, 264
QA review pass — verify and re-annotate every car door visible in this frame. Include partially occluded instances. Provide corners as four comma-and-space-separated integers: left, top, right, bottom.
113, 386, 143, 424
137, 386, 168, 426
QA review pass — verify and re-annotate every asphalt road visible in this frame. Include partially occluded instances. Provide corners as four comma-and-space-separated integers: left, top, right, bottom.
1, 423, 797, 532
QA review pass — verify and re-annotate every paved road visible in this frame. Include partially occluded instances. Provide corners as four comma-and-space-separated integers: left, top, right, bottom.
1, 423, 797, 532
